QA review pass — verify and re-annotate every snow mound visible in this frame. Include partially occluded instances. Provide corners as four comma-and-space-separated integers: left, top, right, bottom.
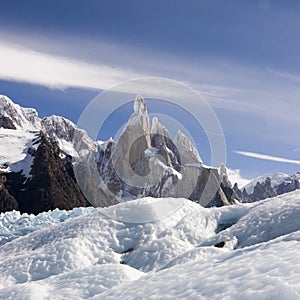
1, 192, 300, 299
200, 189, 300, 248
100, 230, 300, 299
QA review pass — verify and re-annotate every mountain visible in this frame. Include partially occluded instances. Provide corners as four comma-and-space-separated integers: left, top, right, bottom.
0, 94, 298, 214
234, 172, 300, 203
1, 191, 300, 298
0, 95, 240, 213
0, 95, 93, 213
93, 96, 238, 207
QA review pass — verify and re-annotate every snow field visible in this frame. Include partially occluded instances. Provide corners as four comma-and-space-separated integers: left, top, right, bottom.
0, 191, 300, 299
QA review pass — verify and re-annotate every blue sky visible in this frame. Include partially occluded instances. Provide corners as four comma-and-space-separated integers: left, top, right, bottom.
1, 0, 300, 181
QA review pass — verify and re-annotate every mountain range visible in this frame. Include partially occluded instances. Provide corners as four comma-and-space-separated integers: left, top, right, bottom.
0, 95, 299, 214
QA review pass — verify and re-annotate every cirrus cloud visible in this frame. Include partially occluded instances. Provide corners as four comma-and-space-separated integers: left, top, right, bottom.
234, 150, 300, 165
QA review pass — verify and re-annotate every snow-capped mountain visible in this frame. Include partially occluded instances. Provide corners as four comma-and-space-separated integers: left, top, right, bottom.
0, 95, 94, 213
0, 95, 41, 131
234, 172, 300, 203
94, 96, 238, 207
0, 94, 299, 214
243, 172, 294, 194
0, 95, 239, 214
1, 191, 300, 299
1, 94, 300, 299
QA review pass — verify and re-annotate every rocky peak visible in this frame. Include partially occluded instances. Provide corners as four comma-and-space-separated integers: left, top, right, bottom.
42, 115, 76, 142
174, 130, 202, 165
97, 97, 237, 207
219, 163, 232, 188
0, 95, 41, 131
151, 117, 179, 166
111, 96, 151, 180
133, 95, 147, 115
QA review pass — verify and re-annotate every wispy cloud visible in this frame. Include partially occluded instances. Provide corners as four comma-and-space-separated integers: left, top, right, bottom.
0, 39, 240, 103
234, 150, 300, 165
269, 68, 300, 82
0, 43, 140, 90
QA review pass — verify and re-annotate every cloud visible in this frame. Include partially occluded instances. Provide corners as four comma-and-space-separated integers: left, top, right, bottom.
269, 68, 300, 82
0, 43, 140, 90
226, 168, 251, 188
234, 150, 300, 165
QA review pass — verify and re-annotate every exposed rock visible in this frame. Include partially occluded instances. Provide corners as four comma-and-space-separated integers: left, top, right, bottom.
0, 94, 240, 213
277, 175, 300, 195
0, 175, 19, 213
0, 116, 16, 129
5, 132, 89, 214
233, 183, 243, 199
96, 96, 237, 208
174, 130, 202, 165
219, 163, 232, 188
112, 96, 151, 181
232, 173, 300, 203
151, 117, 180, 167
214, 241, 226, 248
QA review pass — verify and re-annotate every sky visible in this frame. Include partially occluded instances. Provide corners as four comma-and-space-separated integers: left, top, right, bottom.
1, 0, 300, 181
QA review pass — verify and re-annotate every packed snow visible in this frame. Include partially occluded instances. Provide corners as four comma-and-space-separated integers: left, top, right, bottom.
0, 95, 96, 167
1, 191, 300, 299
0, 128, 38, 177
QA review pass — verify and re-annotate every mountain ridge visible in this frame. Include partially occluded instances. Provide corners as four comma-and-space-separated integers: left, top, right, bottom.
0, 94, 299, 213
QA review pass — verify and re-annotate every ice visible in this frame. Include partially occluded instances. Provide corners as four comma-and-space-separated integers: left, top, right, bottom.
0, 207, 96, 245
1, 192, 300, 299
100, 231, 300, 299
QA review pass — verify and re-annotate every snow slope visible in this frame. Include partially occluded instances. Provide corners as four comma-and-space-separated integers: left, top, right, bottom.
0, 128, 38, 176
1, 191, 300, 299
0, 95, 96, 180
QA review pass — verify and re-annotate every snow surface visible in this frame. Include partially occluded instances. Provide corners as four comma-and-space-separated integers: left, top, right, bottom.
1, 191, 300, 299
0, 96, 97, 179
0, 128, 38, 177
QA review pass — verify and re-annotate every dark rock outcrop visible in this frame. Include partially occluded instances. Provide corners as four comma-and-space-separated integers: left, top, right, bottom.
0, 116, 16, 129
233, 174, 300, 203
0, 175, 19, 213
5, 132, 89, 214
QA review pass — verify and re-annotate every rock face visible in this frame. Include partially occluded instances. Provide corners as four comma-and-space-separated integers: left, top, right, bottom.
0, 175, 19, 213
174, 130, 202, 165
5, 132, 89, 214
96, 96, 238, 207
6, 93, 296, 213
0, 95, 94, 214
0, 116, 16, 130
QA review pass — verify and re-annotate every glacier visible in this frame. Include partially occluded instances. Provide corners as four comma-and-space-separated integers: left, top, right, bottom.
1, 191, 300, 299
